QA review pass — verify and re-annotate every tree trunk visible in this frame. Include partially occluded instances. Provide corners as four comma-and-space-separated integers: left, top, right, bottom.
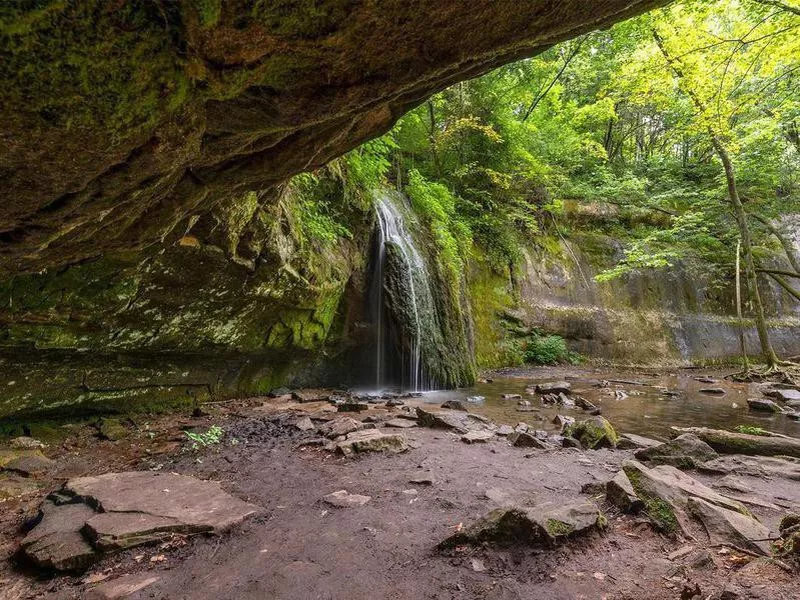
735, 240, 749, 370
711, 136, 780, 368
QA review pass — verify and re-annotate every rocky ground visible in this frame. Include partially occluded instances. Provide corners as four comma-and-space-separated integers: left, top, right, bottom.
1, 380, 799, 600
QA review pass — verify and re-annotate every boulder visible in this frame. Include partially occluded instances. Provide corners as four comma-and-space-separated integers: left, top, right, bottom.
496, 425, 514, 436
318, 417, 363, 439
323, 490, 371, 508
462, 431, 494, 444
441, 400, 467, 411
416, 406, 492, 434
617, 433, 662, 450
21, 500, 99, 571
335, 429, 409, 456
336, 402, 369, 412
97, 418, 127, 441
606, 471, 643, 513
552, 415, 575, 431
763, 388, 800, 402
10, 436, 45, 450
1, 452, 55, 477
686, 497, 772, 555
619, 460, 752, 534
634, 434, 718, 469
439, 500, 604, 549
671, 426, 800, 458
535, 382, 571, 394
698, 388, 726, 396
508, 432, 549, 449
563, 417, 618, 449
746, 398, 784, 413
291, 416, 315, 431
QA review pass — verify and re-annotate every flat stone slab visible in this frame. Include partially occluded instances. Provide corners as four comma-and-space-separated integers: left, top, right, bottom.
535, 381, 571, 394
416, 406, 494, 434
85, 572, 161, 600
323, 490, 371, 507
384, 418, 417, 429
699, 454, 800, 480
319, 417, 363, 439
462, 430, 494, 444
764, 388, 800, 402
22, 471, 260, 569
634, 433, 718, 469
21, 500, 99, 571
335, 429, 409, 456
747, 398, 783, 413
687, 496, 772, 556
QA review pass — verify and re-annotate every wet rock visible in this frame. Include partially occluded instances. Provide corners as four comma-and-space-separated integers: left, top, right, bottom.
292, 390, 330, 403
462, 431, 494, 444
496, 425, 514, 436
416, 406, 492, 434
291, 416, 315, 431
698, 388, 726, 396
516, 400, 538, 412
763, 388, 800, 402
694, 377, 718, 384
21, 500, 99, 571
562, 436, 582, 448
10, 436, 45, 450
268, 387, 291, 398
618, 433, 662, 450
552, 415, 575, 430
606, 471, 644, 513
466, 395, 485, 404
385, 398, 405, 407
337, 402, 369, 412
686, 497, 772, 555
508, 432, 549, 449
85, 573, 161, 600
535, 382, 571, 395
1, 452, 55, 477
335, 429, 409, 456
319, 417, 363, 439
672, 426, 800, 458
323, 490, 371, 508
618, 460, 752, 534
441, 400, 467, 411
746, 398, 784, 413
634, 434, 718, 469
557, 393, 576, 408
384, 418, 417, 429
563, 417, 618, 449
514, 422, 529, 433
574, 396, 599, 414
97, 418, 127, 441
501, 394, 522, 400
439, 500, 604, 549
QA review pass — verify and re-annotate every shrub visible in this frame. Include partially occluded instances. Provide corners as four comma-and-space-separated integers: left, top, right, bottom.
523, 333, 569, 365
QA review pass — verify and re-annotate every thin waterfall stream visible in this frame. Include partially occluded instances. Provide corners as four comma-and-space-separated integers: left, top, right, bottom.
369, 191, 436, 392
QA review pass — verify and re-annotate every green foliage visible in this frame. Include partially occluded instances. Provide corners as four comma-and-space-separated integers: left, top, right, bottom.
184, 425, 225, 450
523, 333, 572, 365
734, 425, 770, 437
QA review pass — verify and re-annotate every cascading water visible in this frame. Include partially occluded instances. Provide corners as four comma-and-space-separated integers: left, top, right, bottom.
369, 191, 436, 392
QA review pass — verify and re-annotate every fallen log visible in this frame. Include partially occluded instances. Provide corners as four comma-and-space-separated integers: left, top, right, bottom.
671, 427, 800, 459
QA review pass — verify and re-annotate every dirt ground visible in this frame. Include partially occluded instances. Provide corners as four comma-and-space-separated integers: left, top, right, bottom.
1, 388, 798, 600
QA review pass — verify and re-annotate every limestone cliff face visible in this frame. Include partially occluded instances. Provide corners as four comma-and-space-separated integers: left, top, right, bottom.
471, 229, 800, 367
1, 0, 666, 277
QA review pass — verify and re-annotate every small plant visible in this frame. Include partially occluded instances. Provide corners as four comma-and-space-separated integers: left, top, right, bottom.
734, 425, 769, 437
523, 332, 581, 365
184, 425, 225, 450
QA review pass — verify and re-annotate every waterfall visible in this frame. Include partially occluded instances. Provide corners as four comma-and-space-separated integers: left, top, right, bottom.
369, 191, 436, 392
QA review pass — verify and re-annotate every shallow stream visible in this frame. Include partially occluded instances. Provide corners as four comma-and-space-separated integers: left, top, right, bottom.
421, 367, 800, 440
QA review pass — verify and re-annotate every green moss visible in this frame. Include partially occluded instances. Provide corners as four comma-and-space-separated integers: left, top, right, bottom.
193, 0, 222, 28
1, 2, 191, 133
545, 519, 575, 537
623, 466, 679, 533
250, 0, 355, 38
564, 417, 619, 449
